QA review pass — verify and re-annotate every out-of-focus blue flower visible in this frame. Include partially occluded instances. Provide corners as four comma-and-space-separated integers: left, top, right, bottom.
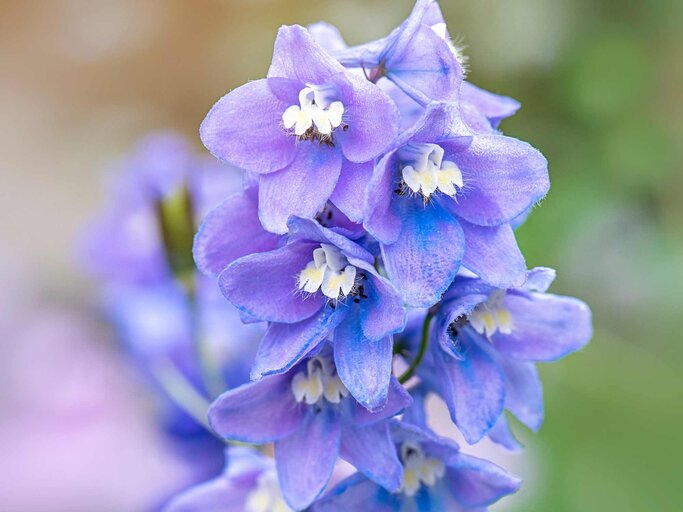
364, 103, 548, 307
414, 268, 592, 446
313, 421, 521, 511
80, 131, 263, 462
165, 447, 292, 512
200, 25, 399, 234
197, 214, 406, 410
207, 346, 411, 510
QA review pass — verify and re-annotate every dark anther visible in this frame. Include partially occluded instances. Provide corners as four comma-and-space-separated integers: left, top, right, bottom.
330, 302, 336, 309
354, 298, 360, 303
342, 125, 349, 132
327, 210, 333, 220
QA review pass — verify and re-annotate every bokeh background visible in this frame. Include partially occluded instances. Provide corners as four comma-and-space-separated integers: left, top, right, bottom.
1, 0, 681, 510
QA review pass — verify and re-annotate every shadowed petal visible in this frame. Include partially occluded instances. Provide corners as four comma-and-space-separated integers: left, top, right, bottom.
313, 474, 398, 512
275, 407, 341, 510
487, 414, 524, 452
364, 152, 402, 244
444, 453, 522, 507
359, 272, 406, 341
351, 378, 412, 425
459, 221, 526, 289
499, 358, 544, 432
340, 421, 403, 492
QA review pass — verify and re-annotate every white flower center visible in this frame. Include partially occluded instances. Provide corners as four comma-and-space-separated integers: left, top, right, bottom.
469, 290, 513, 337
282, 85, 345, 137
291, 356, 349, 405
399, 442, 446, 497
245, 469, 292, 512
298, 243, 357, 300
398, 143, 463, 199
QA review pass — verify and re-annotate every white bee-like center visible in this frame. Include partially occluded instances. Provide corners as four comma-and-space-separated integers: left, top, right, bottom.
282, 85, 345, 137
245, 469, 292, 512
399, 442, 446, 497
291, 357, 349, 405
298, 243, 357, 300
469, 290, 513, 337
398, 143, 463, 199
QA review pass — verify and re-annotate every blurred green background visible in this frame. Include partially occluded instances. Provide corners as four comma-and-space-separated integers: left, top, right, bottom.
1, 0, 681, 510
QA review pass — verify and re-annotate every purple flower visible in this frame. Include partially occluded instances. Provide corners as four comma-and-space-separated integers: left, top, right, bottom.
208, 348, 412, 510
198, 215, 406, 410
200, 25, 399, 234
415, 267, 592, 446
81, 131, 242, 286
313, 422, 521, 511
318, 0, 464, 104
165, 447, 292, 512
365, 102, 549, 307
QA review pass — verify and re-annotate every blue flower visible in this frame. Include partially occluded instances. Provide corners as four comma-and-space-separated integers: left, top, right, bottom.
413, 268, 593, 446
207, 346, 412, 510
364, 102, 549, 307
200, 25, 400, 234
313, 421, 521, 511
197, 213, 406, 410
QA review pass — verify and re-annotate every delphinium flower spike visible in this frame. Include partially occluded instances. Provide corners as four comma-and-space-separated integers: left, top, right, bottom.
79, 2, 600, 511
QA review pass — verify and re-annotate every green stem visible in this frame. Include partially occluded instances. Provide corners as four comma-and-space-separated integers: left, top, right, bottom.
398, 312, 433, 384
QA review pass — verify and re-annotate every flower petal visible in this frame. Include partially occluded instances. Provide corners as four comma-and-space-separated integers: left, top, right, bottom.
487, 414, 524, 452
499, 359, 544, 432
251, 307, 345, 379
164, 474, 253, 512
330, 159, 374, 223
200, 79, 296, 173
340, 421, 403, 492
208, 374, 305, 443
364, 152, 402, 244
268, 25, 345, 82
334, 313, 393, 411
258, 145, 342, 234
434, 330, 506, 443
445, 134, 549, 226
313, 474, 397, 512
193, 188, 280, 277
359, 271, 406, 341
493, 292, 592, 361
459, 221, 526, 289
461, 81, 520, 130
331, 73, 400, 163
351, 378, 412, 426
386, 24, 462, 104
275, 407, 341, 510
381, 201, 464, 307
219, 244, 324, 323
444, 453, 522, 507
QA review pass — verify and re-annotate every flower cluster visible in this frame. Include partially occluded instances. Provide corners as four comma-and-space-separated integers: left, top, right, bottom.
84, 1, 593, 511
